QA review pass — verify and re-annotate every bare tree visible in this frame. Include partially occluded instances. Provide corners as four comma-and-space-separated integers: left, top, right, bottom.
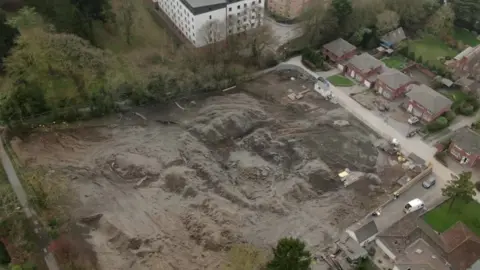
376, 10, 400, 35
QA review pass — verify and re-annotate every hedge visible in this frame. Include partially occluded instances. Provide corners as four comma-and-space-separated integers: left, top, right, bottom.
426, 116, 449, 132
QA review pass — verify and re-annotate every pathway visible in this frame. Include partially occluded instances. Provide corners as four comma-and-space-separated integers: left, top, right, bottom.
0, 140, 60, 270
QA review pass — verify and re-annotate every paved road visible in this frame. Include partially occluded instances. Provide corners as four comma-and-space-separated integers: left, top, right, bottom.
283, 56, 458, 231
0, 141, 60, 270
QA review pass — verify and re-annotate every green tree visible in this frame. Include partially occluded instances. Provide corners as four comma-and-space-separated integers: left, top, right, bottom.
0, 8, 133, 122
442, 172, 476, 211
376, 10, 400, 35
267, 238, 312, 270
426, 5, 455, 38
451, 0, 480, 32
332, 0, 353, 24
0, 10, 18, 71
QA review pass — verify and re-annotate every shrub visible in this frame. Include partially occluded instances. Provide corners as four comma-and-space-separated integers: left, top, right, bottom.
416, 55, 423, 64
444, 110, 456, 123
426, 116, 449, 132
476, 181, 480, 192
460, 103, 475, 115
408, 51, 415, 60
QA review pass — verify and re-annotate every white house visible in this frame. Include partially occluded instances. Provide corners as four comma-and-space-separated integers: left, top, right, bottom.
155, 0, 265, 47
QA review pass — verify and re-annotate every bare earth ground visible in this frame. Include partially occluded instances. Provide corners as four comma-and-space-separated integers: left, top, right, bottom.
10, 71, 406, 270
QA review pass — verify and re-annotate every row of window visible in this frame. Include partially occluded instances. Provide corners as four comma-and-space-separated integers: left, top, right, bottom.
228, 0, 262, 12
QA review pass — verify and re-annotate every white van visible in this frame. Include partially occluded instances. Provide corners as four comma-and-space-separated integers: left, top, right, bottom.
404, 198, 424, 214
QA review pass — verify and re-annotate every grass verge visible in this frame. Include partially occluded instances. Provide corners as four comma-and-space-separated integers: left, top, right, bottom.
327, 75, 355, 87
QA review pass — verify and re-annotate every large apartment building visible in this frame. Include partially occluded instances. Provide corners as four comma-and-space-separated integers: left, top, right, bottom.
155, 0, 265, 47
267, 0, 311, 19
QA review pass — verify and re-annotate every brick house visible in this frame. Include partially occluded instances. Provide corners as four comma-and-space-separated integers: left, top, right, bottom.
447, 45, 480, 80
345, 53, 384, 88
449, 127, 480, 167
322, 38, 356, 69
375, 70, 414, 100
405, 84, 453, 122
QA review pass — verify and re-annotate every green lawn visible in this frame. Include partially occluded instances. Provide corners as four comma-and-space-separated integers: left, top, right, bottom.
327, 75, 355, 87
408, 36, 459, 68
424, 199, 480, 236
382, 55, 409, 70
453, 27, 480, 46
440, 89, 469, 102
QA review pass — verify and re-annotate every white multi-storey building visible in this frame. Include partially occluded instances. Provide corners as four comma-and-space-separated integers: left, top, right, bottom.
155, 0, 265, 47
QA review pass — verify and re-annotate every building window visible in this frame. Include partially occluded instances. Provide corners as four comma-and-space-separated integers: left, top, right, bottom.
244, 3, 247, 7
229, 7, 232, 11
259, 0, 261, 3
209, 15, 212, 19
237, 5, 240, 9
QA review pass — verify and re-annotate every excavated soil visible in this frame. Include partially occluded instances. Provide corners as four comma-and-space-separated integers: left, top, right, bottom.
11, 72, 403, 270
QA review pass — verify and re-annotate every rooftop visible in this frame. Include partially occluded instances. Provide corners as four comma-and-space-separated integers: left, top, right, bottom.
183, 0, 226, 8
323, 38, 356, 57
377, 69, 413, 89
451, 127, 480, 156
395, 238, 450, 270
348, 53, 384, 74
405, 84, 453, 114
348, 219, 379, 243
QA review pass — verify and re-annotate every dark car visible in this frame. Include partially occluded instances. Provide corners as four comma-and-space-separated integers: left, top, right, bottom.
422, 176, 436, 189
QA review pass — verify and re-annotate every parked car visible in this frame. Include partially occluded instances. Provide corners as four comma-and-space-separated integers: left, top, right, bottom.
422, 176, 436, 189
406, 129, 417, 138
408, 116, 419, 125
404, 198, 424, 213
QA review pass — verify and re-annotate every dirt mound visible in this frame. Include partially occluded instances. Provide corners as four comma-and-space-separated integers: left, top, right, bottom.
162, 166, 195, 193
187, 93, 269, 143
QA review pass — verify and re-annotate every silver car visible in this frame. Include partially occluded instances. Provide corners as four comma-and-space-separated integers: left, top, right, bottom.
422, 176, 436, 189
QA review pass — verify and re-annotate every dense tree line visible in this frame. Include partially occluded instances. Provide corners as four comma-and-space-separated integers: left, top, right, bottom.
22, 0, 111, 45
0, 10, 18, 71
451, 0, 480, 32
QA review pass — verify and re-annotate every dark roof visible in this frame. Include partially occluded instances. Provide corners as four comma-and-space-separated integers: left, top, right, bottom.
323, 38, 356, 58
350, 220, 379, 243
348, 53, 384, 74
377, 70, 413, 89
451, 127, 480, 155
405, 84, 453, 114
395, 239, 450, 270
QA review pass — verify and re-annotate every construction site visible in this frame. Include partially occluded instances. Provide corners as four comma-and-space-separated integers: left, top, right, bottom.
9, 70, 422, 270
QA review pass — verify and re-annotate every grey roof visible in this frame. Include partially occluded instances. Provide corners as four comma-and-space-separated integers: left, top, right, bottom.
323, 38, 356, 58
381, 27, 407, 45
405, 84, 453, 114
378, 70, 413, 89
337, 234, 368, 260
349, 219, 378, 243
395, 239, 450, 270
184, 0, 226, 7
348, 53, 384, 74
451, 127, 480, 155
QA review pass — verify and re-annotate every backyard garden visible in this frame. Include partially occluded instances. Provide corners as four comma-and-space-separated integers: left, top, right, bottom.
453, 27, 480, 47
381, 55, 409, 70
406, 35, 459, 69
424, 199, 480, 236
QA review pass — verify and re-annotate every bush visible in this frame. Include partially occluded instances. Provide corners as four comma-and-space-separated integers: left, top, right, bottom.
301, 48, 324, 69
460, 103, 475, 115
476, 181, 480, 192
426, 116, 449, 132
444, 110, 456, 123
417, 55, 423, 63
408, 51, 415, 60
